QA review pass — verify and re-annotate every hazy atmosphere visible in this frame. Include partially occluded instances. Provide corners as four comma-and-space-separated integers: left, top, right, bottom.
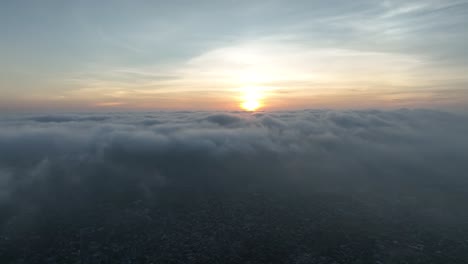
1, 1, 468, 263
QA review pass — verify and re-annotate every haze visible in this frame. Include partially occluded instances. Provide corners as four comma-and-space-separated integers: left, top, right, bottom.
1, 1, 468, 263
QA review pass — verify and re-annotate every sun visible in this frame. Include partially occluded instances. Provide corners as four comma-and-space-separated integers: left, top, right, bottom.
240, 87, 263, 111
241, 100, 260, 111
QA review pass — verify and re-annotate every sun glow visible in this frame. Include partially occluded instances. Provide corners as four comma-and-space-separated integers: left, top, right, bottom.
240, 87, 263, 111
241, 100, 260, 111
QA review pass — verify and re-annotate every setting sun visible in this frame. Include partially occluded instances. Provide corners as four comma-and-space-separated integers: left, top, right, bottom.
240, 87, 264, 111
241, 100, 260, 111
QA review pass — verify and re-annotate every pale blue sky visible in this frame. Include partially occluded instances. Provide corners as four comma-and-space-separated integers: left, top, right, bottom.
1, 0, 468, 111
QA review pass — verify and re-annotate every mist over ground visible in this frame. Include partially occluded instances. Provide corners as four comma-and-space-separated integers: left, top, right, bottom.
1, 109, 468, 263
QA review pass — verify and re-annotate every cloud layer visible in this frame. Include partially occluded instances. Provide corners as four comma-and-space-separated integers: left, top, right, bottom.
1, 109, 468, 263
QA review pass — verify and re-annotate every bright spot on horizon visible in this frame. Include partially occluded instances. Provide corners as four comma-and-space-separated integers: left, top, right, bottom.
241, 100, 261, 111
240, 87, 263, 111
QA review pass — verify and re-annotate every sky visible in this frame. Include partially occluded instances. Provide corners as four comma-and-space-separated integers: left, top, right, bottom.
1, 0, 468, 111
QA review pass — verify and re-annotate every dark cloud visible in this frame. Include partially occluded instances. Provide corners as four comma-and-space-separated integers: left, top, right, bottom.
1, 109, 468, 263
200, 113, 244, 126
27, 115, 111, 123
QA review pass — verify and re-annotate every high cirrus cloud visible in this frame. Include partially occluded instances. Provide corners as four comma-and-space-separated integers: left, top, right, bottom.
1, 109, 468, 263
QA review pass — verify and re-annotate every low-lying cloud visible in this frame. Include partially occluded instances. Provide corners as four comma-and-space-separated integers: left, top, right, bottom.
1, 109, 468, 263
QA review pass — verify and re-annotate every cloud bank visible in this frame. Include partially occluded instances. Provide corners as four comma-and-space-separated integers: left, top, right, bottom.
1, 109, 468, 263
